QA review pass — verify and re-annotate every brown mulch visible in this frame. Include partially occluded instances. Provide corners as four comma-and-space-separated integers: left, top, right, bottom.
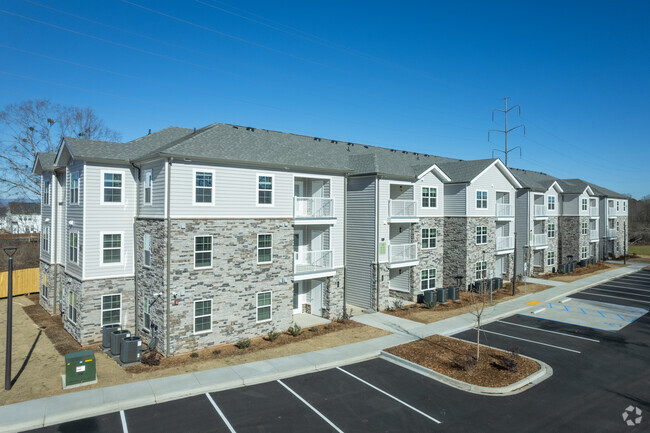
535, 262, 624, 282
22, 295, 83, 355
386, 335, 541, 387
126, 319, 362, 373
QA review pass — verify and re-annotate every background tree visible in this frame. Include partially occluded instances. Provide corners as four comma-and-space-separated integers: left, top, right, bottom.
0, 99, 121, 199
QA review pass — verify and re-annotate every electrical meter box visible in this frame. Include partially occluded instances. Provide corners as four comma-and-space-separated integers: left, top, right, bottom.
64, 350, 97, 388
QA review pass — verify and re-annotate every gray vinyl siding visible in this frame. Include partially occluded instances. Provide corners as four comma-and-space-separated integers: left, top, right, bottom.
345, 176, 376, 309
416, 172, 444, 217
389, 224, 411, 244
467, 164, 516, 217
514, 190, 529, 275
562, 194, 579, 215
40, 173, 53, 263
65, 160, 85, 278
139, 161, 166, 218
55, 171, 66, 265
377, 179, 390, 262
389, 268, 410, 292
444, 184, 466, 216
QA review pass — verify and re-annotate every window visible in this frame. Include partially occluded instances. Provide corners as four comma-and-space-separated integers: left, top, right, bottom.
623, 201, 627, 212
617, 221, 620, 231
68, 291, 78, 324
422, 228, 437, 249
581, 198, 588, 211
144, 170, 152, 205
101, 294, 121, 326
42, 225, 50, 252
581, 222, 588, 235
43, 180, 50, 205
256, 291, 272, 322
143, 297, 151, 330
547, 252, 555, 266
476, 190, 488, 209
616, 201, 620, 211
194, 300, 212, 333
421, 269, 436, 290
41, 274, 48, 300
102, 233, 122, 264
194, 236, 212, 269
144, 233, 151, 267
421, 187, 437, 208
194, 171, 213, 204
547, 196, 555, 211
70, 172, 79, 204
103, 172, 123, 203
581, 247, 588, 260
69, 232, 78, 264
475, 261, 487, 280
257, 234, 272, 263
476, 226, 487, 244
547, 223, 556, 238
257, 175, 273, 205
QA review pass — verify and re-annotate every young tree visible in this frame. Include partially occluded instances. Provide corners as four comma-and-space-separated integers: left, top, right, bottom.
0, 99, 120, 199
468, 283, 489, 361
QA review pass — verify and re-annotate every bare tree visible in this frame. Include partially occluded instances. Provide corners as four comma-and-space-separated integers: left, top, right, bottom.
468, 284, 489, 361
0, 99, 121, 199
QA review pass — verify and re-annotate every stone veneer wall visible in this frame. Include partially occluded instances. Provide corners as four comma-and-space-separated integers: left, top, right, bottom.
324, 270, 345, 319
442, 217, 467, 287
559, 216, 579, 264
544, 216, 559, 273
616, 216, 629, 258
412, 217, 444, 296
465, 217, 497, 287
39, 261, 63, 315
166, 218, 294, 355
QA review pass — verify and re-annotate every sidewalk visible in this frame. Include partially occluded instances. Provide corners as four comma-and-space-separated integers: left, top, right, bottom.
0, 263, 644, 432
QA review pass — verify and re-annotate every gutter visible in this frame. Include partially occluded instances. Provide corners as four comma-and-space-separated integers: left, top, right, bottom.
165, 158, 173, 355
343, 177, 347, 314
375, 176, 380, 311
131, 162, 141, 335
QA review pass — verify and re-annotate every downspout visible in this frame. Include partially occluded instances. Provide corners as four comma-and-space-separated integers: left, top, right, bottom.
375, 176, 380, 312
165, 158, 173, 355
342, 177, 347, 314
52, 172, 58, 315
131, 162, 140, 335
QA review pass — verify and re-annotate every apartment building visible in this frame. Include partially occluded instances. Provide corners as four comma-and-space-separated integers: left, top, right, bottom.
585, 183, 629, 259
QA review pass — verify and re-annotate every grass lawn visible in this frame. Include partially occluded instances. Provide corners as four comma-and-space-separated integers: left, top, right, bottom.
629, 245, 650, 255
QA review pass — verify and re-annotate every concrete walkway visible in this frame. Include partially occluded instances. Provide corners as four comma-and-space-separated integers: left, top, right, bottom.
0, 263, 645, 433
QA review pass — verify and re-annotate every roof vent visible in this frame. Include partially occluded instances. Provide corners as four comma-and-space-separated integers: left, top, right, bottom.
331, 140, 338, 144
314, 137, 321, 141
246, 127, 255, 131
232, 125, 238, 129
348, 142, 354, 146
148, 129, 151, 135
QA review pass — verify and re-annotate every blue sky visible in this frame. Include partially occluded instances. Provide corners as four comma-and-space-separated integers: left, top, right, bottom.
1, 0, 648, 198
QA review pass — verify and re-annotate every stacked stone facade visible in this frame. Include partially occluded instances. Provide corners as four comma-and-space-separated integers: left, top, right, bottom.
615, 216, 629, 258
39, 261, 63, 315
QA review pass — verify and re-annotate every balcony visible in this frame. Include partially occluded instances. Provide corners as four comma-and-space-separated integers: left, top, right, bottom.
496, 203, 514, 219
388, 199, 418, 223
388, 242, 418, 268
532, 233, 548, 247
590, 229, 599, 241
294, 249, 335, 280
534, 205, 547, 218
607, 228, 617, 239
293, 197, 335, 224
589, 207, 599, 218
607, 207, 616, 218
496, 235, 514, 251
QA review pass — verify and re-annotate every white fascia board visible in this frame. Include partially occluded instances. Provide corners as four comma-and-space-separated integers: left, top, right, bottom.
416, 164, 451, 182
549, 181, 564, 194
53, 137, 72, 167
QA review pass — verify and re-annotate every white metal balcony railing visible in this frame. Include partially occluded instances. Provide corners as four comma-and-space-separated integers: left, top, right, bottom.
388, 242, 417, 263
607, 207, 616, 217
496, 203, 513, 217
532, 233, 548, 246
388, 199, 417, 219
293, 197, 334, 219
496, 235, 514, 251
589, 207, 599, 217
534, 205, 547, 217
590, 229, 599, 240
294, 249, 333, 274
607, 228, 617, 239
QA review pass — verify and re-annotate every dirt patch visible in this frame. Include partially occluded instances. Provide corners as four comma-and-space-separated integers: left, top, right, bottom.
383, 283, 552, 324
385, 335, 540, 388
22, 296, 83, 356
536, 262, 624, 282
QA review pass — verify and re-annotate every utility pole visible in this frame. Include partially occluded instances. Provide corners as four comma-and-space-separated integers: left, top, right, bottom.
489, 98, 526, 167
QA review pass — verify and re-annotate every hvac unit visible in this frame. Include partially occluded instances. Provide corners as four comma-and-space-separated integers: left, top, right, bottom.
102, 324, 121, 349
423, 289, 437, 305
110, 329, 131, 357
437, 287, 448, 304
447, 286, 460, 302
120, 337, 142, 364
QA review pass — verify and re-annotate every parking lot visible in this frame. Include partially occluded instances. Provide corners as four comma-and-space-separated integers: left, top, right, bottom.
28, 270, 650, 432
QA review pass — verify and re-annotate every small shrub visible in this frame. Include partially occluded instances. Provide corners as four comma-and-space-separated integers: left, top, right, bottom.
266, 329, 281, 342
235, 338, 251, 349
335, 308, 354, 323
393, 299, 404, 310
423, 301, 436, 310
212, 349, 222, 356
141, 351, 160, 366
492, 355, 518, 373
325, 324, 333, 330
385, 304, 395, 312
453, 352, 477, 372
309, 327, 318, 332
287, 324, 302, 337
189, 352, 199, 358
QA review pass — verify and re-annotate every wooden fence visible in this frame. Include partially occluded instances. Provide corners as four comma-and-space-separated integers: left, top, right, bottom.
0, 267, 39, 298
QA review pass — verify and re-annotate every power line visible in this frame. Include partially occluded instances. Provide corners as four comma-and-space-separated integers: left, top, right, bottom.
488, 98, 525, 167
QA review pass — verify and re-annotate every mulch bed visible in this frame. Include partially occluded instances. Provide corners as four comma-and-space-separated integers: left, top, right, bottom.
535, 262, 609, 279
22, 296, 83, 356
386, 335, 540, 387
126, 319, 362, 373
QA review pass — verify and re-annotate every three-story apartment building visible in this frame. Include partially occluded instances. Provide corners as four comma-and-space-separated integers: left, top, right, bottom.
556, 179, 601, 264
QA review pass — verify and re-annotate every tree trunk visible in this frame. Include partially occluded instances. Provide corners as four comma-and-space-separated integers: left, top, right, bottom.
476, 317, 481, 361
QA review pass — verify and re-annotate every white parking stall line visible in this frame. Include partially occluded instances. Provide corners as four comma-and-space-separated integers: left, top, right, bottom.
120, 410, 129, 433
477, 329, 581, 353
609, 280, 650, 287
590, 287, 650, 298
205, 393, 237, 433
497, 320, 600, 342
579, 292, 650, 304
277, 380, 344, 433
599, 284, 650, 293
616, 277, 650, 284
336, 367, 442, 425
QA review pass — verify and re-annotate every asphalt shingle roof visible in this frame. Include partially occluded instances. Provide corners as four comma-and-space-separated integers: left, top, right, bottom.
509, 168, 559, 191
437, 159, 496, 183
36, 152, 56, 172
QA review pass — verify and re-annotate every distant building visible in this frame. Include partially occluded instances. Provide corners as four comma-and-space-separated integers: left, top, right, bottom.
0, 202, 41, 234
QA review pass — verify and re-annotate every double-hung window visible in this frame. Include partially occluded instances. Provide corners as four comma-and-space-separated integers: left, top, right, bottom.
103, 172, 122, 203
194, 300, 212, 333
194, 171, 213, 204
41, 274, 48, 300
421, 269, 436, 290
68, 291, 78, 324
256, 291, 272, 322
623, 201, 627, 212
547, 196, 555, 211
43, 180, 50, 206
194, 236, 213, 269
101, 294, 121, 326
144, 170, 152, 205
258, 175, 273, 205
547, 251, 555, 266
422, 228, 437, 249
42, 225, 50, 252
475, 261, 487, 280
70, 172, 79, 204
581, 198, 588, 211
421, 187, 436, 208
476, 226, 487, 244
102, 234, 121, 264
143, 297, 151, 330
581, 222, 588, 235
581, 246, 588, 260
144, 233, 151, 267
476, 190, 488, 209
616, 201, 620, 211
257, 234, 272, 264
547, 223, 556, 238
69, 232, 78, 264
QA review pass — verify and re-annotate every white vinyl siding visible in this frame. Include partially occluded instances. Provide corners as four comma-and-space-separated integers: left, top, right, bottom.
138, 162, 166, 218
467, 164, 517, 217
101, 294, 121, 326
144, 170, 153, 205
256, 291, 272, 322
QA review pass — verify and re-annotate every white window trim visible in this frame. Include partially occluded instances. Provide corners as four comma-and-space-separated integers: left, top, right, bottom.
256, 290, 273, 323
421, 186, 438, 209
581, 198, 588, 212
581, 222, 588, 235
194, 235, 213, 269
41, 274, 48, 300
100, 293, 122, 327
547, 195, 555, 210
42, 224, 50, 253
476, 226, 488, 245
256, 173, 275, 207
547, 252, 555, 266
143, 297, 151, 331
143, 233, 151, 268
69, 231, 79, 264
547, 223, 556, 238
43, 179, 51, 206
193, 299, 213, 334
476, 190, 488, 209
100, 231, 124, 266
421, 228, 437, 250
143, 169, 153, 206
420, 268, 436, 291
69, 171, 80, 205
100, 169, 126, 205
192, 168, 216, 206
257, 233, 273, 264
68, 290, 78, 325
581, 247, 588, 260
475, 261, 487, 280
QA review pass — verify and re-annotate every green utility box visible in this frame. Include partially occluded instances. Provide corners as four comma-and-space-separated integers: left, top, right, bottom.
64, 350, 97, 388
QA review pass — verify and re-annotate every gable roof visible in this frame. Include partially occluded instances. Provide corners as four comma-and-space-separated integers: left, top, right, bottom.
32, 152, 57, 175
556, 179, 595, 196
437, 158, 522, 188
510, 168, 562, 192
579, 181, 628, 199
